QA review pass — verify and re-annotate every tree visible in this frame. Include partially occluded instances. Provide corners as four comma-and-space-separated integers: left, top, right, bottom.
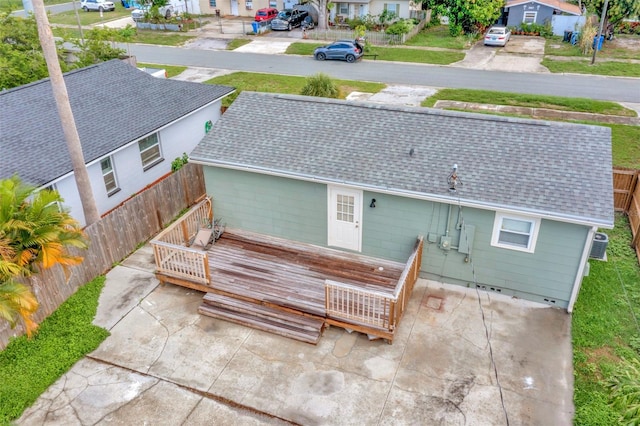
32, 0, 101, 225
421, 0, 503, 36
0, 14, 126, 91
0, 177, 87, 336
0, 13, 60, 91
589, 0, 640, 26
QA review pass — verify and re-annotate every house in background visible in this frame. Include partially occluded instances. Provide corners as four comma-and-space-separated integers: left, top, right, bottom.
202, 0, 417, 21
503, 0, 584, 35
190, 91, 614, 312
0, 59, 234, 226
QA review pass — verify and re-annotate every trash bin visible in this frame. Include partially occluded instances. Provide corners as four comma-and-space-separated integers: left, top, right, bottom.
593, 34, 604, 50
570, 31, 580, 45
563, 30, 572, 42
251, 21, 259, 33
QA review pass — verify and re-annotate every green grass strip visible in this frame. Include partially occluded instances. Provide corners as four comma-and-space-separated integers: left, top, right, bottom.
286, 42, 464, 65
572, 214, 640, 424
206, 71, 386, 107
421, 88, 636, 117
137, 62, 187, 78
542, 58, 640, 77
0, 276, 110, 423
226, 38, 252, 50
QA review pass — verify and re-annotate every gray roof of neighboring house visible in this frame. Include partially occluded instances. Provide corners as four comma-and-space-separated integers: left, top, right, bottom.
0, 59, 234, 186
190, 91, 614, 227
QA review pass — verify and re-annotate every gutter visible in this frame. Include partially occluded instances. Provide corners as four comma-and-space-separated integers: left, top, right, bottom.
567, 226, 598, 313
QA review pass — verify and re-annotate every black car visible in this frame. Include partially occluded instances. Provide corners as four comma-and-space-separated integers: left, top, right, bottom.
271, 8, 308, 31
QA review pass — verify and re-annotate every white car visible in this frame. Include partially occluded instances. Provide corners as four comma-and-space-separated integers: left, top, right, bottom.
131, 2, 173, 20
80, 0, 115, 12
484, 26, 511, 47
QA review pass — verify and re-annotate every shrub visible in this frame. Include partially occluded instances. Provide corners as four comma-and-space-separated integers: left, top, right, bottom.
300, 73, 339, 98
171, 152, 189, 172
385, 19, 414, 35
608, 357, 640, 424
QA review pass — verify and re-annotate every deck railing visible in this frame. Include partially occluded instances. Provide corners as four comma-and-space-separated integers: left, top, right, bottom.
150, 197, 213, 284
325, 236, 424, 332
153, 197, 213, 246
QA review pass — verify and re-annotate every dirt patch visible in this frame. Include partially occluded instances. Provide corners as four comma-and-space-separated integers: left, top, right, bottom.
611, 36, 640, 51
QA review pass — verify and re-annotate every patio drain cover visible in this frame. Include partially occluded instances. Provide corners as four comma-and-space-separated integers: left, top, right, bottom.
425, 296, 443, 310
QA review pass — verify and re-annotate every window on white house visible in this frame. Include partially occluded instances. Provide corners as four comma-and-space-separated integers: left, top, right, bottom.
338, 3, 348, 15
491, 213, 540, 253
523, 11, 537, 24
384, 3, 400, 15
209, 0, 216, 7
101, 157, 119, 196
138, 133, 162, 170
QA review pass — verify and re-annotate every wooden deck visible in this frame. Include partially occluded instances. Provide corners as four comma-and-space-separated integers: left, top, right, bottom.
151, 198, 423, 344
206, 230, 405, 317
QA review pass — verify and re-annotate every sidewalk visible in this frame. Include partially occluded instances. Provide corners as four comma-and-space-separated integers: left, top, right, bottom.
18, 244, 574, 425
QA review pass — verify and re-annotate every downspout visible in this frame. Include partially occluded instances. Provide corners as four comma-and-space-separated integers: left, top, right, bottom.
567, 226, 597, 313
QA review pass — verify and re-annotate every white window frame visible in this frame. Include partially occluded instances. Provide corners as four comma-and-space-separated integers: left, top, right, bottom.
491, 213, 541, 253
138, 132, 163, 170
338, 3, 348, 15
101, 156, 120, 196
522, 11, 537, 24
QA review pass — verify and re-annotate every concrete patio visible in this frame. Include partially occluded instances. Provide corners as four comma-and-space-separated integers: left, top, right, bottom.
18, 245, 574, 425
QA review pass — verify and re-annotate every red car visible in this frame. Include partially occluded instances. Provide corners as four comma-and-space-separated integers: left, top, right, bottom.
255, 7, 278, 22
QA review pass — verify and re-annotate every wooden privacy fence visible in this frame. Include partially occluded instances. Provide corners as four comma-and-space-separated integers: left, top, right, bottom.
613, 167, 640, 260
0, 163, 206, 350
325, 236, 423, 340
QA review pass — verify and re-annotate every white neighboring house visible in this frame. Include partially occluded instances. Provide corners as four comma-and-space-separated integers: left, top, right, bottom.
0, 59, 234, 226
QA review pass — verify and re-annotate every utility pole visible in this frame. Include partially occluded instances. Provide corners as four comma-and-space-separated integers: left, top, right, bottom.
591, 0, 609, 65
32, 0, 101, 226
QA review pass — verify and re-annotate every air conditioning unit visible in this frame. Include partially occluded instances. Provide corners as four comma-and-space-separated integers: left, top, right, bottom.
589, 232, 608, 260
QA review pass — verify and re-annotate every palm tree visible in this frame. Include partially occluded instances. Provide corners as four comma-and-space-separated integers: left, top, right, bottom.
32, 0, 100, 226
0, 176, 87, 336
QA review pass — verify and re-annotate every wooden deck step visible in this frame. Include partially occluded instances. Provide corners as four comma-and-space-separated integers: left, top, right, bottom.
199, 293, 325, 345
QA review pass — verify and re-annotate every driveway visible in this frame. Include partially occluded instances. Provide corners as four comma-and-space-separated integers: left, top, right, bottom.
451, 35, 548, 73
18, 245, 574, 425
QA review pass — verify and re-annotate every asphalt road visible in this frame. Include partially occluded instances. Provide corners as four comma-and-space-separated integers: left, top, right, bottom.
128, 44, 640, 102
11, 1, 77, 17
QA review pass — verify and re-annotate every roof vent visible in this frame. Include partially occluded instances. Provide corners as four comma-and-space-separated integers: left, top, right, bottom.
589, 232, 608, 260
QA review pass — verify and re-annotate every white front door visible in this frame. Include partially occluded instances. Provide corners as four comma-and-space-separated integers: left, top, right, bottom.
230, 0, 238, 15
328, 186, 362, 252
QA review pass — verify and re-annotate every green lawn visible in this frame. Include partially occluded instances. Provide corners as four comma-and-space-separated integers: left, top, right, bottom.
137, 62, 187, 78
609, 124, 640, 169
0, 0, 70, 11
53, 26, 194, 46
0, 277, 109, 423
205, 71, 386, 106
545, 35, 640, 60
420, 88, 637, 117
404, 24, 474, 50
48, 3, 131, 25
572, 214, 640, 424
542, 58, 640, 77
286, 42, 464, 65
226, 38, 252, 50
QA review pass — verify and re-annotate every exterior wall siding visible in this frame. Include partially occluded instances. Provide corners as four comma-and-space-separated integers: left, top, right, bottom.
204, 167, 589, 308
53, 102, 221, 226
507, 3, 554, 27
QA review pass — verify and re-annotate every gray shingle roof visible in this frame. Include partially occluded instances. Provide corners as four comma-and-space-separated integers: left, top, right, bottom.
190, 91, 614, 227
0, 59, 234, 186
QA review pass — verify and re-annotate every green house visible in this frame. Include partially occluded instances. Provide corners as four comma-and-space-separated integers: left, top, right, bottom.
190, 92, 614, 311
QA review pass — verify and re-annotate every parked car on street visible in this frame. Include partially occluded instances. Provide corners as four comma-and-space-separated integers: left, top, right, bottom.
313, 39, 364, 63
80, 0, 115, 12
484, 26, 511, 46
271, 8, 308, 31
254, 7, 278, 22
131, 1, 173, 21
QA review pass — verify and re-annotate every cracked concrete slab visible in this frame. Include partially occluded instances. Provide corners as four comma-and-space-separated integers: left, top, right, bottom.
19, 260, 573, 425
